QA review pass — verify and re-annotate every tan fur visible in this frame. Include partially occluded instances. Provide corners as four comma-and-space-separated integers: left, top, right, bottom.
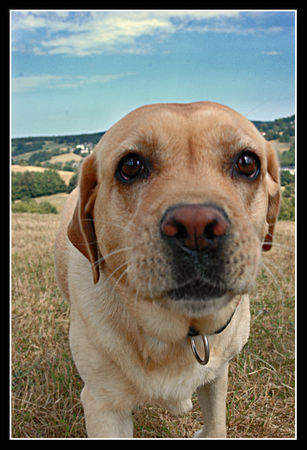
54, 187, 78, 301
54, 101, 280, 438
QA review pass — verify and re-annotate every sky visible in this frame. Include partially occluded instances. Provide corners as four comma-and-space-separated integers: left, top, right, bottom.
11, 10, 296, 138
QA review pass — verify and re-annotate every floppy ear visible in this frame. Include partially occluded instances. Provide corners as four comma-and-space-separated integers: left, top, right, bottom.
67, 153, 102, 283
262, 141, 281, 251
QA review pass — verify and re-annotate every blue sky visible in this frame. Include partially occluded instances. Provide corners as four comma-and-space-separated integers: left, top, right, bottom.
11, 10, 295, 138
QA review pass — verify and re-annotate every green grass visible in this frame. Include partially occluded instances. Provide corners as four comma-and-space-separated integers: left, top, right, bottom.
11, 214, 295, 438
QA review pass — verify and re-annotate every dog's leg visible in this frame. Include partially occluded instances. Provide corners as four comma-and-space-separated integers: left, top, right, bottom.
81, 385, 134, 438
194, 363, 228, 438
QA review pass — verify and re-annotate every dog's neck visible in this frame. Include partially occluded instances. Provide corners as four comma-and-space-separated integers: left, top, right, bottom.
187, 295, 241, 337
188, 307, 236, 337
187, 296, 242, 366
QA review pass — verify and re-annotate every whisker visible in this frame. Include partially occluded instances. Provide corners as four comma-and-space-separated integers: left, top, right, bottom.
110, 267, 129, 297
94, 246, 134, 266
262, 241, 294, 252
104, 260, 129, 285
261, 261, 278, 285
79, 217, 95, 223
94, 255, 105, 267
80, 217, 137, 232
112, 222, 138, 232
261, 261, 285, 302
262, 258, 294, 301
261, 257, 285, 280
123, 204, 145, 233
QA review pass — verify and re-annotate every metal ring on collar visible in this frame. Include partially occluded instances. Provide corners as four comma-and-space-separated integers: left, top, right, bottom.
189, 334, 210, 366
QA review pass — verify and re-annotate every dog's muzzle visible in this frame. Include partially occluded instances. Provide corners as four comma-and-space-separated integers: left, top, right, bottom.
160, 203, 230, 301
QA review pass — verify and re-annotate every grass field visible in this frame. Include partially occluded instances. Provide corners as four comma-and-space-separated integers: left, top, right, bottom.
12, 165, 75, 185
11, 214, 295, 439
49, 153, 83, 164
32, 193, 69, 214
270, 139, 293, 155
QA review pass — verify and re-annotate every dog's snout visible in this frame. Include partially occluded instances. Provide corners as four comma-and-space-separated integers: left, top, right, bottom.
160, 204, 229, 252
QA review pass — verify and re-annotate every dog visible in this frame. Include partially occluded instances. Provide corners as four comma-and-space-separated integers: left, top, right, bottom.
54, 101, 280, 438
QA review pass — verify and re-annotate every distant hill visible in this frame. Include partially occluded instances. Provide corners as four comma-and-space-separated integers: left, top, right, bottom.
12, 114, 295, 150
11, 114, 295, 218
11, 114, 295, 167
252, 114, 295, 142
12, 131, 106, 158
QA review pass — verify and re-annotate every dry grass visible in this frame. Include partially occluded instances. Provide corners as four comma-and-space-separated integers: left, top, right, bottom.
33, 193, 69, 214
49, 153, 83, 164
270, 139, 293, 154
11, 214, 295, 439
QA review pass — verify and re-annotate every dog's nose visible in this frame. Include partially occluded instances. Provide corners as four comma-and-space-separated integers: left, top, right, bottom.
160, 204, 229, 252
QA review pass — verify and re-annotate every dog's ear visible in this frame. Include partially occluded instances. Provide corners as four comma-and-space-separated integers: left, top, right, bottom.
262, 141, 281, 251
67, 153, 101, 283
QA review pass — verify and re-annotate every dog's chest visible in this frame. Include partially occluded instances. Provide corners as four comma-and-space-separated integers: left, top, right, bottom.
136, 335, 224, 406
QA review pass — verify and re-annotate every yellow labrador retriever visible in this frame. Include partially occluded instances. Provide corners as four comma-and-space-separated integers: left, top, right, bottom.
54, 102, 280, 438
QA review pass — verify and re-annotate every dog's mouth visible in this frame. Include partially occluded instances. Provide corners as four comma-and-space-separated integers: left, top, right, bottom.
163, 277, 232, 316
167, 278, 228, 302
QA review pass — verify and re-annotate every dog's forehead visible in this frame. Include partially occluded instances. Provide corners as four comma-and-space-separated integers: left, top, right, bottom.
112, 102, 255, 132
97, 102, 263, 161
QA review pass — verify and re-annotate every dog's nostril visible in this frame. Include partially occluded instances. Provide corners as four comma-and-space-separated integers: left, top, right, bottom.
175, 223, 188, 240
204, 222, 217, 241
161, 221, 178, 238
161, 219, 188, 241
203, 219, 227, 241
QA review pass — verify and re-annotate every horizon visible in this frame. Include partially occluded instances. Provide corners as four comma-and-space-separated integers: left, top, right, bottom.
12, 110, 296, 140
11, 10, 295, 138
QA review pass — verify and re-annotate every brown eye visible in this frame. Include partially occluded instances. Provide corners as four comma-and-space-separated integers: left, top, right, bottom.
235, 151, 260, 179
116, 154, 148, 183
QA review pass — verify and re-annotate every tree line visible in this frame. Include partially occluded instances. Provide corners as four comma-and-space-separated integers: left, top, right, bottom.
12, 131, 105, 157
279, 143, 295, 167
279, 170, 295, 221
12, 169, 67, 201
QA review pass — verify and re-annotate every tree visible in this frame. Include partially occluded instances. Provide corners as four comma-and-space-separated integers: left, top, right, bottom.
279, 132, 290, 143
67, 172, 78, 193
280, 144, 295, 167
279, 197, 295, 221
12, 169, 67, 200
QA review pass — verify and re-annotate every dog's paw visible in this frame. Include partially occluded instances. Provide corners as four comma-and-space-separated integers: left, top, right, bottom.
193, 428, 204, 438
167, 398, 193, 416
193, 427, 226, 438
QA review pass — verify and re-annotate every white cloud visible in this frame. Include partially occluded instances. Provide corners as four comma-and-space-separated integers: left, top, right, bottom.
37, 12, 178, 56
187, 25, 283, 35
11, 10, 284, 57
261, 50, 282, 55
12, 72, 135, 92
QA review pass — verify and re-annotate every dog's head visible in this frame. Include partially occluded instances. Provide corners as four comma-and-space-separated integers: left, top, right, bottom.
68, 102, 280, 316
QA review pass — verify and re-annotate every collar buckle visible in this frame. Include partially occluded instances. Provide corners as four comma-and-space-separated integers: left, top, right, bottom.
188, 298, 241, 365
189, 334, 210, 365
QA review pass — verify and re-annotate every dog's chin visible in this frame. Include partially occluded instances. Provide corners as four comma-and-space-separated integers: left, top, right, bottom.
165, 292, 232, 317
163, 281, 233, 317
168, 279, 227, 301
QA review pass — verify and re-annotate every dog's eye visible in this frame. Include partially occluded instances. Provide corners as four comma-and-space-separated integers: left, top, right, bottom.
235, 151, 260, 179
116, 154, 147, 183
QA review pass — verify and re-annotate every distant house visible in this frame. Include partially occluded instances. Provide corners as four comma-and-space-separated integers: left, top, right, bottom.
75, 144, 91, 155
280, 166, 295, 175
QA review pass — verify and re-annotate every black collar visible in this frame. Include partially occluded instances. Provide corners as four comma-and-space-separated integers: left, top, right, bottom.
188, 307, 236, 337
